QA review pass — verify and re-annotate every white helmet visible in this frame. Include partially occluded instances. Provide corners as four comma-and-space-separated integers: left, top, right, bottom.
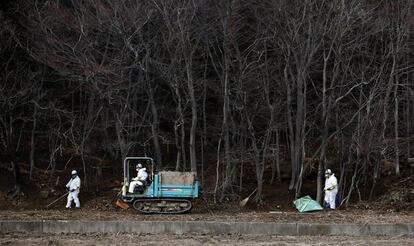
325, 169, 332, 177
71, 170, 77, 175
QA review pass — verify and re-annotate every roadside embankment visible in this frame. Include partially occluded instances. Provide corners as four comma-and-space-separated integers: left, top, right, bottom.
1, 220, 414, 236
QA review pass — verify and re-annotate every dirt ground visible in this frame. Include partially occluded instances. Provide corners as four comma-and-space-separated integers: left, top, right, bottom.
1, 208, 413, 224
1, 184, 413, 225
1, 232, 414, 246
1, 159, 413, 225
1, 163, 414, 245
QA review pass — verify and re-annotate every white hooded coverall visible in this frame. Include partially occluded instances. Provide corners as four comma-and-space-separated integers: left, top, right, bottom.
66, 176, 81, 208
128, 168, 148, 193
324, 174, 338, 209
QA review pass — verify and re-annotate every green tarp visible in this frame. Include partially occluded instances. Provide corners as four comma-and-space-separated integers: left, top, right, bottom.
293, 195, 323, 212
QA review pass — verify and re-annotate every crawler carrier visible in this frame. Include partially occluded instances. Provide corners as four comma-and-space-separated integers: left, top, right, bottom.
121, 157, 199, 214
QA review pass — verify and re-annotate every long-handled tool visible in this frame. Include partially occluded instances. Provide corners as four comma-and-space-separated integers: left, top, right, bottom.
239, 188, 257, 207
46, 192, 68, 208
113, 189, 129, 209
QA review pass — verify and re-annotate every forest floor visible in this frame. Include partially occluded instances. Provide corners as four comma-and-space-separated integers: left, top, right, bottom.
0, 160, 413, 224
1, 164, 414, 246
1, 182, 413, 224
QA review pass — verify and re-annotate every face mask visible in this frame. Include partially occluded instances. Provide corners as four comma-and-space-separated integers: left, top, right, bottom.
325, 174, 329, 178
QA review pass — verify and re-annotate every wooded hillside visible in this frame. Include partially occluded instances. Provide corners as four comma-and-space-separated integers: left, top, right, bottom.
1, 0, 413, 206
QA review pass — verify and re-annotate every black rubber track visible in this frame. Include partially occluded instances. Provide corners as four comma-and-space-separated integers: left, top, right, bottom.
132, 198, 192, 214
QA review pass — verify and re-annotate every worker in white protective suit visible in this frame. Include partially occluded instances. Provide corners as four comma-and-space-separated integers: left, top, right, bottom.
66, 170, 81, 208
324, 169, 338, 209
128, 163, 148, 193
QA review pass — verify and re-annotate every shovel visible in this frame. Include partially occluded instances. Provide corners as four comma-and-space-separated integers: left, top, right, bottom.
239, 188, 257, 207
115, 199, 129, 209
112, 188, 130, 209
46, 192, 69, 208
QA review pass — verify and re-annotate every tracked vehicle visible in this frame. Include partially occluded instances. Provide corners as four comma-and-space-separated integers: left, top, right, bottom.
121, 157, 199, 214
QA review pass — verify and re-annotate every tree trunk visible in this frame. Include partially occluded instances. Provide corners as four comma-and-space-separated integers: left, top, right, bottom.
174, 119, 182, 170
186, 60, 198, 173
317, 53, 331, 203
284, 66, 296, 190
29, 104, 37, 180
148, 83, 162, 168
222, 53, 232, 194
345, 88, 364, 206
9, 130, 23, 199
291, 73, 306, 192
271, 129, 281, 184
173, 82, 186, 171
245, 116, 264, 202
394, 84, 400, 175
10, 160, 23, 199
214, 135, 222, 204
